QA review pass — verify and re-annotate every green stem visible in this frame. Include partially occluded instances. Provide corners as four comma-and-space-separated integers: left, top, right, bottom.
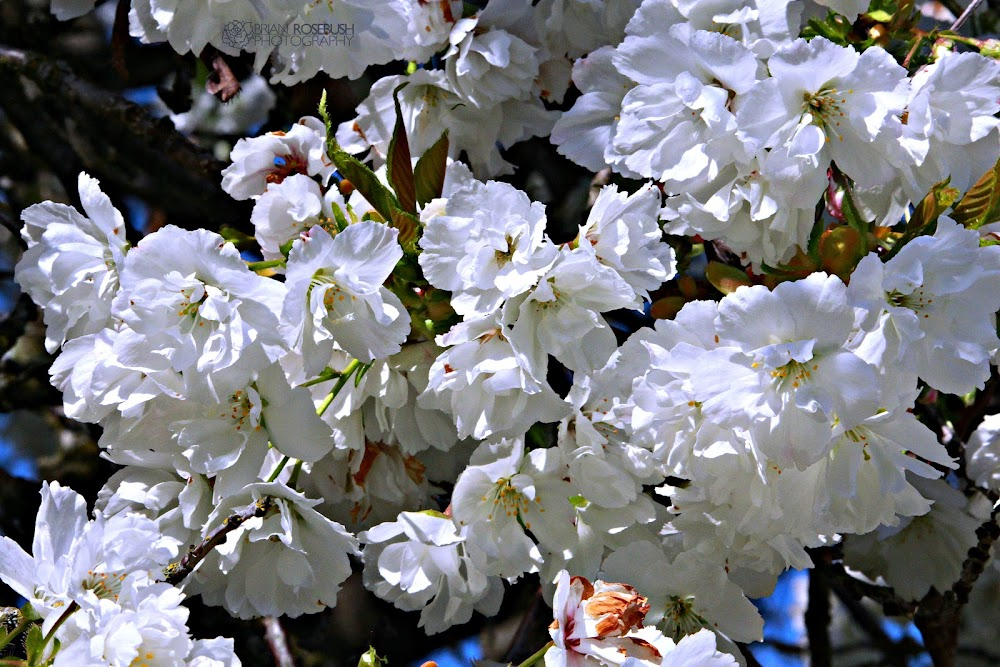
266, 455, 290, 483
317, 359, 360, 417
515, 641, 553, 667
267, 360, 360, 485
288, 460, 304, 488
41, 601, 78, 653
247, 259, 285, 271
298, 370, 343, 388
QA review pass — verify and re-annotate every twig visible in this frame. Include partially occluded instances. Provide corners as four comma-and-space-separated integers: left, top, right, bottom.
262, 616, 296, 667
828, 578, 912, 665
110, 0, 131, 81
913, 509, 999, 666
805, 557, 832, 667
951, 0, 986, 31
161, 496, 276, 585
940, 0, 968, 22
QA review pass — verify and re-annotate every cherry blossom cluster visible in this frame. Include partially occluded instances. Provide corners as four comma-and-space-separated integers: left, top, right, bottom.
0, 482, 239, 666
9, 0, 1000, 663
552, 0, 1000, 269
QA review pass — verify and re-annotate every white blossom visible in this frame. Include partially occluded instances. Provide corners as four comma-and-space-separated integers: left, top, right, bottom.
848, 217, 1000, 395
360, 511, 503, 634
736, 37, 909, 189
111, 226, 287, 402
222, 118, 332, 201
576, 183, 676, 303
15, 173, 129, 352
419, 178, 558, 317
189, 482, 359, 619
281, 222, 410, 373
420, 312, 570, 440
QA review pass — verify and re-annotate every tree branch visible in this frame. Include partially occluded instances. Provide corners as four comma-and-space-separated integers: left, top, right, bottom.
262, 616, 296, 667
951, 0, 986, 31
162, 496, 276, 585
0, 45, 252, 233
805, 558, 832, 667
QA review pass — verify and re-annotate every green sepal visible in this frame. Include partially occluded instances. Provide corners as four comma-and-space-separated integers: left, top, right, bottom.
330, 201, 350, 233
802, 10, 852, 45
19, 604, 40, 623
705, 261, 753, 295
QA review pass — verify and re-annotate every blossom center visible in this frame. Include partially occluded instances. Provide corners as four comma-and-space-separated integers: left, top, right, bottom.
266, 153, 308, 185
660, 595, 709, 641
177, 283, 207, 318
494, 234, 517, 267
769, 359, 818, 391
803, 87, 852, 138
309, 271, 357, 313
484, 477, 530, 522
220, 388, 261, 432
888, 288, 933, 313
82, 569, 127, 602
130, 651, 156, 667
842, 426, 873, 461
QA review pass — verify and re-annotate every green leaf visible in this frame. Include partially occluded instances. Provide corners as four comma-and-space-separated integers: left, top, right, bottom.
330, 146, 399, 221
867, 9, 894, 22
950, 158, 1000, 229
320, 89, 400, 221
806, 200, 826, 261
803, 11, 852, 45
413, 131, 449, 208
389, 209, 422, 255
387, 83, 417, 214
25, 624, 44, 665
317, 89, 334, 143
705, 261, 753, 295
320, 91, 422, 255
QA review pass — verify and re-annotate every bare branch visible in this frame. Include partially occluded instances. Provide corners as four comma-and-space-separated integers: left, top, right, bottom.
951, 0, 986, 31
0, 45, 253, 233
161, 496, 276, 585
805, 556, 832, 667
262, 617, 296, 667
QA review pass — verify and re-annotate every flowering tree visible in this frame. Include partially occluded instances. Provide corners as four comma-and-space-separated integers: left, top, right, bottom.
1, 0, 1000, 666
